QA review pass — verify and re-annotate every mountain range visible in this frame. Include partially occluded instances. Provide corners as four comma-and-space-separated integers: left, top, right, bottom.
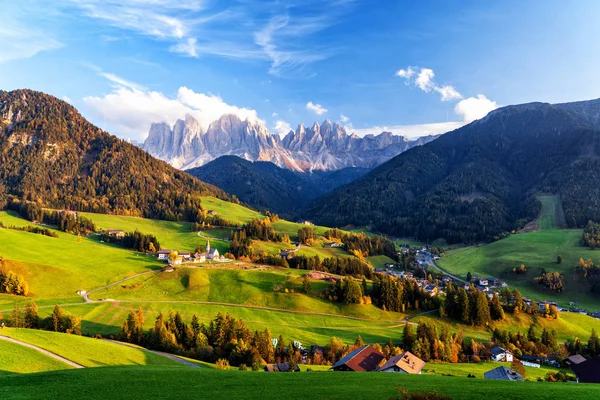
187, 156, 370, 215
306, 98, 600, 244
142, 114, 437, 171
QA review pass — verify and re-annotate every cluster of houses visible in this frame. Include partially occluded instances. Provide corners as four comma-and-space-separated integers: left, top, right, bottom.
157, 240, 229, 271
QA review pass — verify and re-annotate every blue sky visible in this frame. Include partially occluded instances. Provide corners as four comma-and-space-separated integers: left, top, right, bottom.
1, 0, 600, 141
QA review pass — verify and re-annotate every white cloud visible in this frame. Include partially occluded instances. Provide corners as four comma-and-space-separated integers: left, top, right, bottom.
434, 85, 463, 101
350, 121, 465, 139
306, 101, 328, 115
396, 65, 499, 122
0, 21, 62, 64
170, 37, 198, 57
340, 114, 350, 123
62, 96, 73, 103
83, 71, 263, 141
272, 112, 278, 117
454, 94, 498, 122
415, 68, 435, 92
273, 120, 292, 136
395, 67, 415, 79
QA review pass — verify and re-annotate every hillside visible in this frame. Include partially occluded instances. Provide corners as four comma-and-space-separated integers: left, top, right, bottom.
0, 89, 229, 221
187, 156, 369, 215
306, 99, 600, 243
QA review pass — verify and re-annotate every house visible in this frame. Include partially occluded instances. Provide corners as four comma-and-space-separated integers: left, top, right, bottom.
378, 351, 425, 374
194, 253, 206, 263
107, 229, 125, 239
264, 363, 300, 372
478, 278, 489, 286
385, 263, 396, 268
157, 249, 171, 260
299, 220, 314, 226
162, 265, 174, 272
179, 251, 192, 260
570, 356, 600, 383
490, 347, 513, 362
207, 210, 217, 215
205, 240, 219, 260
328, 242, 343, 248
484, 366, 524, 381
424, 285, 438, 297
168, 257, 182, 266
565, 354, 587, 367
331, 345, 385, 372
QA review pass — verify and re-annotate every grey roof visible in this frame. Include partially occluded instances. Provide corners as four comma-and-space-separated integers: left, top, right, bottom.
490, 346, 508, 357
484, 366, 524, 381
207, 248, 219, 255
565, 354, 587, 365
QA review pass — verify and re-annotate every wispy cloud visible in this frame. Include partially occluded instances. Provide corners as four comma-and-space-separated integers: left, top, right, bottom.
273, 119, 292, 136
0, 21, 62, 64
340, 114, 350, 123
396, 65, 497, 122
351, 121, 465, 139
306, 101, 328, 115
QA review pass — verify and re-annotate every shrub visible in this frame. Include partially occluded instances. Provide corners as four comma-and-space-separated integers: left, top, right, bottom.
238, 363, 248, 371
216, 359, 230, 370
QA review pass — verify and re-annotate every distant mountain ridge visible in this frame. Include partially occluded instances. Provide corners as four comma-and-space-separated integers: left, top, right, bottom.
142, 114, 437, 171
306, 98, 600, 243
187, 155, 370, 215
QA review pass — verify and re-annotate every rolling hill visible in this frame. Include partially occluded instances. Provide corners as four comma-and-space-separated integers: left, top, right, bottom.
306, 99, 600, 243
0, 89, 229, 221
187, 155, 369, 215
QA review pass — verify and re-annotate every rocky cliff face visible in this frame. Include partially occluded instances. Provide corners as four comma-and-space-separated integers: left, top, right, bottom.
142, 114, 437, 171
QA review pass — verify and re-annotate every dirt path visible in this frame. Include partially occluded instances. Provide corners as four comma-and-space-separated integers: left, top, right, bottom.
0, 335, 85, 369
102, 339, 200, 368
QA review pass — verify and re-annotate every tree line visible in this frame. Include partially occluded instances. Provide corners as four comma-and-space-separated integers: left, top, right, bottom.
324, 229, 397, 259
100, 230, 161, 253
0, 222, 58, 238
7, 200, 96, 234
574, 258, 600, 294
5, 303, 81, 335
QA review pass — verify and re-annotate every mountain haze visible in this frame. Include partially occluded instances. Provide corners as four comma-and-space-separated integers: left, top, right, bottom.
143, 114, 437, 171
306, 99, 600, 243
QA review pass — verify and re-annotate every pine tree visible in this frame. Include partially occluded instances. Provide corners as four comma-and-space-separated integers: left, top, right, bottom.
23, 301, 38, 329
51, 305, 63, 332
402, 323, 416, 350
302, 275, 312, 293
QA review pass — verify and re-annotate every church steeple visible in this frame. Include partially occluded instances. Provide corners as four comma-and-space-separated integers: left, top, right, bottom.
206, 240, 210, 253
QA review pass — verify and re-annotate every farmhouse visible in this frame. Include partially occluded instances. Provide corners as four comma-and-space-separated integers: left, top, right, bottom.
565, 354, 587, 367
477, 278, 489, 286
179, 251, 192, 260
484, 366, 524, 381
194, 253, 206, 263
157, 249, 171, 260
299, 220, 314, 226
264, 363, 300, 372
331, 345, 385, 372
424, 285, 438, 297
490, 346, 513, 362
569, 356, 600, 383
162, 265, 174, 272
207, 210, 217, 215
378, 351, 425, 374
107, 229, 125, 239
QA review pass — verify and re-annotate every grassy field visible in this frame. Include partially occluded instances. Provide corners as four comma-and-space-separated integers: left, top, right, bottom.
412, 309, 600, 343
0, 329, 183, 368
201, 196, 263, 224
437, 195, 600, 309
424, 361, 570, 381
0, 212, 160, 303
0, 337, 73, 375
1, 366, 599, 400
366, 255, 396, 269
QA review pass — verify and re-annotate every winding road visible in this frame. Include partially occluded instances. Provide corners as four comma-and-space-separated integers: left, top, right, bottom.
0, 335, 85, 369
102, 339, 201, 368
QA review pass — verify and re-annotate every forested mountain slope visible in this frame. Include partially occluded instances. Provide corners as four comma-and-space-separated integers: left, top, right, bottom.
306, 100, 600, 243
186, 155, 369, 215
0, 89, 229, 220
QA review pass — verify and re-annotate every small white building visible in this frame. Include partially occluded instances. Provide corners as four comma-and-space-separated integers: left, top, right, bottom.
157, 249, 171, 260
490, 347, 513, 362
206, 240, 220, 260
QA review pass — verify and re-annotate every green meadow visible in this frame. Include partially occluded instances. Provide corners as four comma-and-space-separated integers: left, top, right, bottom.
437, 195, 600, 309
2, 366, 599, 400
0, 328, 182, 368
0, 337, 73, 374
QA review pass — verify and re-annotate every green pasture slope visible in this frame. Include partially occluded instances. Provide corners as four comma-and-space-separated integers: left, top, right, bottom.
438, 195, 600, 309
0, 329, 182, 368
2, 366, 599, 400
0, 337, 73, 374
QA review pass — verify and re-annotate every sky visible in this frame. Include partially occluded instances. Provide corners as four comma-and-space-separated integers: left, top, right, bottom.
1, 0, 600, 142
